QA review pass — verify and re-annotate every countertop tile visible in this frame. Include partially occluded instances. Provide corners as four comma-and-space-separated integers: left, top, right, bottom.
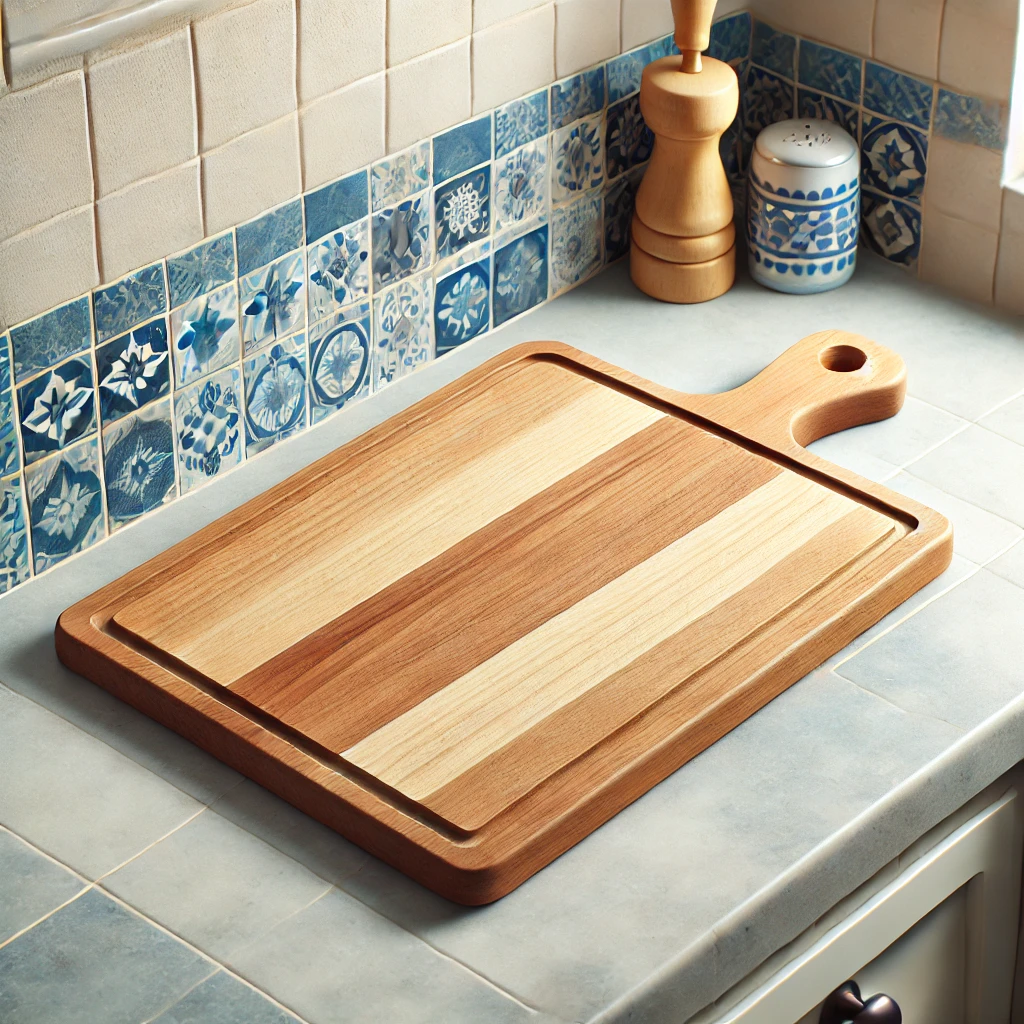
978, 392, 1024, 446
989, 539, 1024, 590
151, 970, 302, 1023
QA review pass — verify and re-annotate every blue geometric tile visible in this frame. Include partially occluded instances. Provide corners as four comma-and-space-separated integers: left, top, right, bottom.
26, 437, 105, 571
371, 190, 432, 289
605, 96, 653, 179
863, 63, 933, 130
604, 167, 643, 263
861, 188, 922, 268
741, 63, 796, 160
96, 319, 171, 426
0, 475, 30, 593
93, 263, 167, 344
435, 169, 491, 259
0, 389, 19, 476
935, 89, 1006, 151
493, 139, 548, 233
551, 66, 605, 129
434, 260, 490, 355
150, 970, 301, 1024
166, 233, 236, 309
493, 225, 548, 327
10, 296, 92, 384
373, 274, 433, 389
17, 356, 96, 464
371, 142, 430, 211
0, 334, 9, 393
239, 252, 305, 355
552, 115, 604, 204
307, 218, 370, 325
173, 365, 244, 494
797, 41, 862, 103
170, 282, 240, 387
752, 20, 796, 78
304, 170, 370, 246
102, 399, 176, 529
606, 43, 657, 104
243, 332, 308, 456
798, 89, 860, 141
433, 116, 492, 184
236, 200, 304, 278
308, 303, 371, 424
862, 115, 928, 202
708, 12, 752, 64
551, 193, 603, 293
495, 90, 549, 157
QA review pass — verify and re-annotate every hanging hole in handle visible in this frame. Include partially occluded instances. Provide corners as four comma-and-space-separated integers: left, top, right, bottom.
820, 345, 867, 373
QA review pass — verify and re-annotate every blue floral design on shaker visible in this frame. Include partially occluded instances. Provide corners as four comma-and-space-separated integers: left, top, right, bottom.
18, 358, 95, 463
435, 263, 490, 353
244, 336, 307, 454
175, 369, 242, 490
103, 404, 176, 527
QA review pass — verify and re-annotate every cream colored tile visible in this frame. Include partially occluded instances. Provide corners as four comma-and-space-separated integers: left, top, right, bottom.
0, 207, 99, 328
555, 0, 620, 75
939, 3, 1017, 100
388, 0, 472, 65
873, 0, 943, 79
193, 0, 297, 151
474, 0, 548, 31
203, 115, 302, 235
621, 0, 672, 50
752, 0, 874, 54
386, 39, 471, 153
713, 0, 748, 14
88, 29, 197, 197
473, 5, 555, 113
1002, 184, 1024, 234
923, 137, 1004, 231
919, 208, 998, 304
300, 74, 385, 189
96, 162, 203, 283
0, 71, 93, 241
297, 0, 385, 103
995, 187, 1024, 314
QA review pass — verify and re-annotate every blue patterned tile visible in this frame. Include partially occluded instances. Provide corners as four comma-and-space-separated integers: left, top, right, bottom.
551, 192, 603, 294
495, 90, 549, 157
371, 191, 432, 289
17, 356, 96, 464
371, 142, 430, 211
433, 116, 492, 184
863, 63, 932, 130
861, 189, 922, 268
0, 334, 9, 393
96, 319, 171, 426
373, 274, 433, 389
0, 474, 30, 592
304, 170, 370, 246
741, 63, 795, 161
434, 260, 490, 355
551, 66, 605, 129
174, 365, 244, 494
26, 437, 105, 571
861, 115, 927, 202
935, 89, 1006, 151
797, 41, 862, 104
10, 297, 91, 384
709, 12, 752, 64
102, 399, 176, 529
604, 167, 643, 263
166, 234, 235, 309
236, 200, 304, 278
493, 225, 548, 326
93, 263, 167, 344
307, 218, 370, 324
0, 389, 19, 476
308, 303, 371, 424
493, 138, 548, 232
606, 42, 660, 103
170, 282, 240, 387
552, 115, 605, 204
752, 20, 795, 78
605, 96, 653, 179
435, 168, 491, 259
243, 333, 308, 455
798, 89, 860, 141
239, 252, 305, 354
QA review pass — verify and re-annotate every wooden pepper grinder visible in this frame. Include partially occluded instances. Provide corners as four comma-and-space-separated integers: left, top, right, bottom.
630, 0, 739, 303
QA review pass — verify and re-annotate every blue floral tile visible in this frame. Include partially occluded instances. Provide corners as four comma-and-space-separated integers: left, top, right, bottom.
551, 66, 605, 129
434, 261, 490, 355
0, 334, 9, 393
10, 297, 92, 385
371, 142, 430, 211
93, 263, 167, 344
708, 12, 752, 64
308, 304, 371, 423
433, 116, 492, 184
606, 42, 659, 103
553, 115, 604, 204
307, 218, 370, 325
17, 356, 96, 464
605, 96, 653, 179
861, 115, 927, 202
798, 90, 860, 141
604, 167, 643, 263
236, 200, 304, 278
373, 274, 433, 389
173, 366, 243, 493
434, 170, 490, 259
863, 63, 932, 130
371, 190, 432, 289
0, 475, 30, 592
551, 193, 603, 293
493, 226, 548, 327
861, 189, 921, 268
797, 41, 862, 104
170, 282, 239, 386
243, 332, 308, 455
0, 390, 18, 476
26, 437, 104, 571
239, 252, 305, 354
95, 319, 170, 426
752, 20, 795, 78
935, 89, 1006, 151
102, 399, 176, 529
495, 90, 549, 157
166, 234, 235, 309
493, 139, 548, 232
304, 170, 370, 246
741, 63, 795, 160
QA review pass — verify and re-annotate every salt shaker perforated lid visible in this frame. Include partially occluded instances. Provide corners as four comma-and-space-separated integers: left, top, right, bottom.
754, 119, 859, 169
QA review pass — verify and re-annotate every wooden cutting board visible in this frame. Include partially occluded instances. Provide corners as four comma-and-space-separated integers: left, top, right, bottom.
57, 332, 952, 904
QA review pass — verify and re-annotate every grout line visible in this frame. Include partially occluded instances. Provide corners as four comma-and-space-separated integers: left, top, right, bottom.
973, 382, 1024, 423
0, 885, 95, 952
140, 967, 221, 1024
0, 821, 94, 886
93, 805, 207, 882
893, 420, 971, 473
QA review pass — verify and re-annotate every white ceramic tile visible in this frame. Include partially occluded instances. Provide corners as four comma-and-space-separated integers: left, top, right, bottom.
192, 0, 297, 151
872, 0, 943, 79
752, 0, 874, 54
96, 161, 203, 283
297, 0, 386, 103
88, 28, 197, 197
555, 0, 620, 76
388, 0, 471, 65
939, 0, 1017, 100
474, 0, 549, 31
300, 74, 385, 188
995, 188, 1024, 315
621, 0, 673, 51
0, 71, 93, 241
472, 5, 555, 114
386, 39, 471, 153
919, 208, 998, 305
203, 115, 302, 235
923, 137, 1004, 232
0, 207, 98, 328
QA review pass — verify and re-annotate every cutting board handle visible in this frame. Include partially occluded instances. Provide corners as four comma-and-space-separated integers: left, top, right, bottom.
686, 330, 907, 454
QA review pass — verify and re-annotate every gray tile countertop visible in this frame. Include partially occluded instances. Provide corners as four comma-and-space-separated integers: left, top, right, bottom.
1, 254, 1023, 1024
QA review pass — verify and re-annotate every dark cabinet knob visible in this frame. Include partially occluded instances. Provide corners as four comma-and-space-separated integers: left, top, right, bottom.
820, 980, 902, 1023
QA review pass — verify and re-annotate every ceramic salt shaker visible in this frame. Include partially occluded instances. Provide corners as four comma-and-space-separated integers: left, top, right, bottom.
747, 118, 860, 294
